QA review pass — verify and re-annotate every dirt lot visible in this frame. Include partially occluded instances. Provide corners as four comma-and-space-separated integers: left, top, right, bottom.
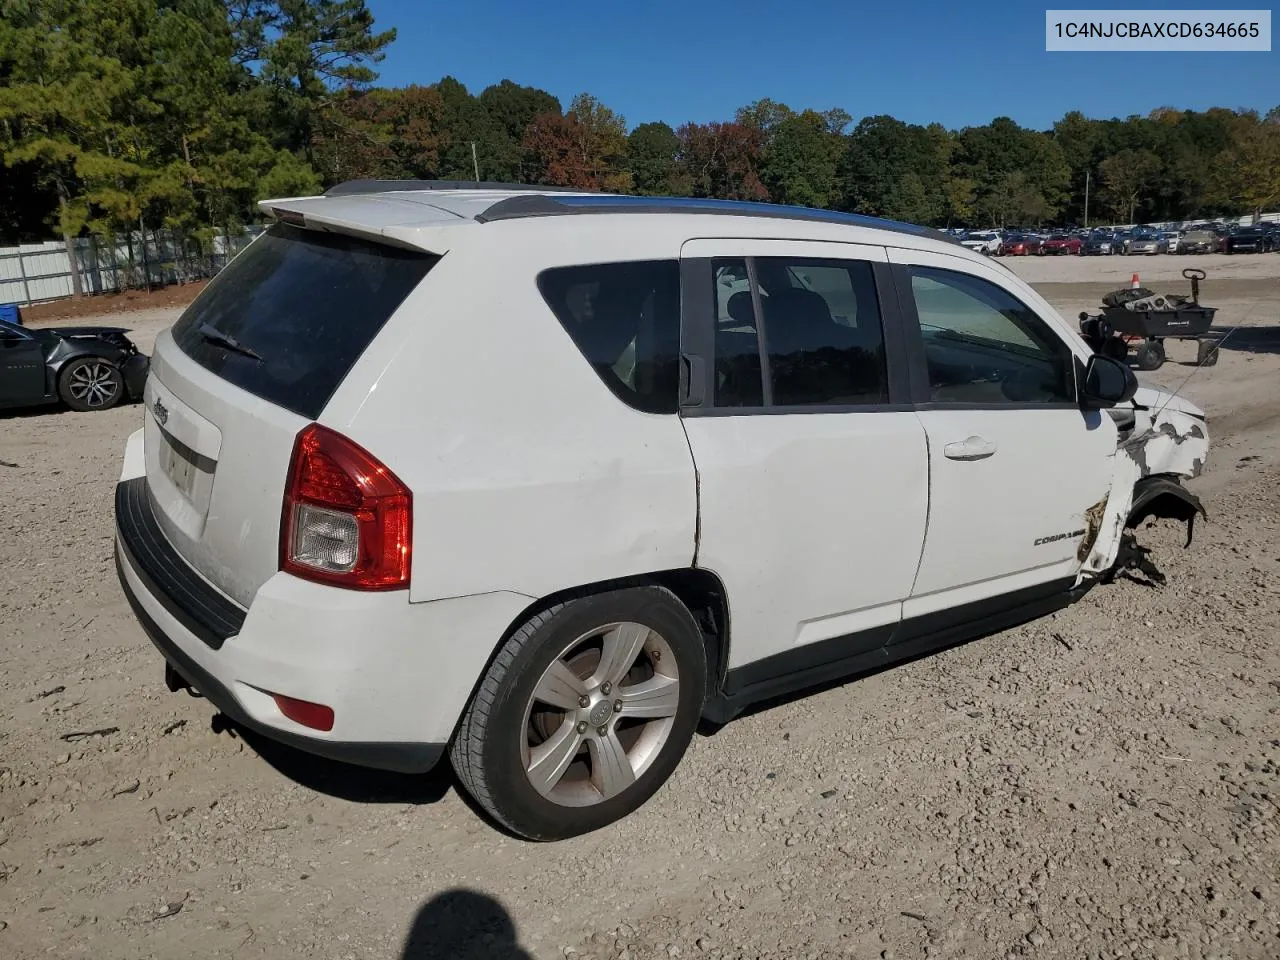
2, 254, 1278, 960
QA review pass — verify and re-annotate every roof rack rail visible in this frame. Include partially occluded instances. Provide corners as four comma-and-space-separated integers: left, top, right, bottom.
323, 179, 589, 198
474, 193, 960, 245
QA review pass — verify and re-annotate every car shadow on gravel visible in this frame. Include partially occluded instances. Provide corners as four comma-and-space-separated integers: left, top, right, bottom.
231, 722, 453, 805
401, 889, 533, 959
221, 717, 523, 836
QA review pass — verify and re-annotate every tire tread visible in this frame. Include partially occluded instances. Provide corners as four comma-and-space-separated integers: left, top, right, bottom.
450, 601, 568, 834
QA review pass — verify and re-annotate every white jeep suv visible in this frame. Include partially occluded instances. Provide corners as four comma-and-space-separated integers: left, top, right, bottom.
115, 183, 1209, 841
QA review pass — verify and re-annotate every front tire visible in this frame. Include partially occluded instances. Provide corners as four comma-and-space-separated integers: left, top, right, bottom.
58, 357, 124, 412
450, 586, 707, 841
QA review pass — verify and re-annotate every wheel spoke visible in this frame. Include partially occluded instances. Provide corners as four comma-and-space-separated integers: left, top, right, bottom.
616, 674, 680, 719
589, 730, 635, 799
526, 718, 583, 796
595, 622, 649, 687
532, 659, 589, 711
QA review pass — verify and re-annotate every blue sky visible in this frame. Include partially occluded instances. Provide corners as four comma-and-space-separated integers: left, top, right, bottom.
368, 0, 1277, 132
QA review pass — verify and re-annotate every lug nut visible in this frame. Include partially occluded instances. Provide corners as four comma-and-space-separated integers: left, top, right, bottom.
578, 695, 590, 709
576, 721, 588, 734
597, 726, 608, 737
613, 700, 623, 713
601, 681, 612, 695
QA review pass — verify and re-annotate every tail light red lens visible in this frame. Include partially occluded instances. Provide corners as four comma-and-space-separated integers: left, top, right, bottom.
281, 423, 411, 590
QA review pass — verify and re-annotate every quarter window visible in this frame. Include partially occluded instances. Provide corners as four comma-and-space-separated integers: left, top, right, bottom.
908, 267, 1074, 405
538, 260, 681, 414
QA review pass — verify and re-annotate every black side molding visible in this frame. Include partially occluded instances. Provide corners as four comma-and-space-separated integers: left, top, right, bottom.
704, 576, 1085, 725
114, 478, 246, 650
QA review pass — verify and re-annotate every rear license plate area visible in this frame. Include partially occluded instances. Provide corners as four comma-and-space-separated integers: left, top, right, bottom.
160, 432, 201, 499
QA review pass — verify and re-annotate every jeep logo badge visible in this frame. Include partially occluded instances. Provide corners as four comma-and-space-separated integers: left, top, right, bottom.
152, 398, 168, 426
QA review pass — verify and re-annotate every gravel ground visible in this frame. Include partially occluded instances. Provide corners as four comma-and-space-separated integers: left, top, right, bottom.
2, 255, 1278, 960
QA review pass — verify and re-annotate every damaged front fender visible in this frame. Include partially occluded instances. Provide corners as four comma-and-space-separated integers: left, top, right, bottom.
1080, 390, 1210, 579
1128, 475, 1206, 547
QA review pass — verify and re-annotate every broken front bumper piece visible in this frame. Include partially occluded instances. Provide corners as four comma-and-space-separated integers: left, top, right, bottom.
1080, 388, 1209, 581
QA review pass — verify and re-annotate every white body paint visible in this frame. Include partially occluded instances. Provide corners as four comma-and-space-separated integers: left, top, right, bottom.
113, 188, 1212, 762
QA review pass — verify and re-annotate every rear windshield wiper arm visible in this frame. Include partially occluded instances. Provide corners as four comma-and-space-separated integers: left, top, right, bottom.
198, 322, 263, 362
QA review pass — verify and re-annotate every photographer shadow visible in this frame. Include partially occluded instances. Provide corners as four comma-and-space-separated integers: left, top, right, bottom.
401, 889, 533, 960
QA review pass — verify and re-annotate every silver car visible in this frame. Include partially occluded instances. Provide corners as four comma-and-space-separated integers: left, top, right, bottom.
1128, 231, 1168, 255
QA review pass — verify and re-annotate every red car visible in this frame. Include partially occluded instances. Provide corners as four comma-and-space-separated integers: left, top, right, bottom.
1041, 233, 1082, 255
1001, 234, 1043, 256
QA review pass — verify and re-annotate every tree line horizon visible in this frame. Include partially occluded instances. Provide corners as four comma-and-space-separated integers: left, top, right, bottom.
3, 0, 1278, 263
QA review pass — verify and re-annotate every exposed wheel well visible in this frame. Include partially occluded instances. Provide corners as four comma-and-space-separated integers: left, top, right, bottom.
496, 569, 731, 701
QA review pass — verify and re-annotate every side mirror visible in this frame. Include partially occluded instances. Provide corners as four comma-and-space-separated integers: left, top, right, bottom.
1080, 354, 1138, 409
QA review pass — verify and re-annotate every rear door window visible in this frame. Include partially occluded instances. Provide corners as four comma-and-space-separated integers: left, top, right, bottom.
707, 256, 889, 408
537, 260, 681, 414
171, 223, 437, 419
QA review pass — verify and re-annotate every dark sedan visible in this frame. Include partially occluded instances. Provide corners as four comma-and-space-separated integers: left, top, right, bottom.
1224, 223, 1274, 254
1, 319, 148, 412
1081, 231, 1116, 255
1001, 234, 1043, 256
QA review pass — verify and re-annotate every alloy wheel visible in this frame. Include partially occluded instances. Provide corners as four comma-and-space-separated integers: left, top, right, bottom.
521, 621, 679, 807
67, 361, 121, 408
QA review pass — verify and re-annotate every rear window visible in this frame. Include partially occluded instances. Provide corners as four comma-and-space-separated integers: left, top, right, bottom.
171, 223, 437, 419
537, 260, 681, 414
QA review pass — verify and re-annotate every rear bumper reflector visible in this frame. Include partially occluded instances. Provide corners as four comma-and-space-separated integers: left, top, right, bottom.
271, 693, 335, 732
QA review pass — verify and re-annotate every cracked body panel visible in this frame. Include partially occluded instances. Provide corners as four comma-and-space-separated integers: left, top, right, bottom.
1080, 386, 1209, 579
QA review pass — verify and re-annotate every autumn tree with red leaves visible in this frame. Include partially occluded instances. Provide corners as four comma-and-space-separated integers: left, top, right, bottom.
676, 122, 768, 201
524, 94, 632, 191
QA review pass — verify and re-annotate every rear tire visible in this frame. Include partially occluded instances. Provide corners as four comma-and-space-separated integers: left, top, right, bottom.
1134, 340, 1165, 371
1196, 338, 1220, 367
450, 586, 707, 841
58, 357, 124, 412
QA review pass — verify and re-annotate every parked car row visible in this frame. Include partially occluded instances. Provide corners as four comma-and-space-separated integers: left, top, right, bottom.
948, 221, 1278, 256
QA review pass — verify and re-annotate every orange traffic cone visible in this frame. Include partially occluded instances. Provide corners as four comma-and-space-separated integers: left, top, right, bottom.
1131, 273, 1140, 289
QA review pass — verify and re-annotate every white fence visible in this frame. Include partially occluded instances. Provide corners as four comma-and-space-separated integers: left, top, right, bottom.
0, 226, 263, 307
1112, 211, 1280, 231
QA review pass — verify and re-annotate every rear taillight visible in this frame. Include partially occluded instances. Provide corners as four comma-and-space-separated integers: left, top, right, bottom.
281, 424, 411, 590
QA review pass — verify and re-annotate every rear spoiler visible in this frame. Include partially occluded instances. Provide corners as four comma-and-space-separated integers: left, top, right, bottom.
257, 197, 458, 253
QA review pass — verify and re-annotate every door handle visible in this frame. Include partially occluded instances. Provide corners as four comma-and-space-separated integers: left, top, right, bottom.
943, 436, 997, 461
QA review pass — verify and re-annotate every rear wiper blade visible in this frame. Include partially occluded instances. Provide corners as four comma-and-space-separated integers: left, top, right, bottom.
198, 322, 263, 362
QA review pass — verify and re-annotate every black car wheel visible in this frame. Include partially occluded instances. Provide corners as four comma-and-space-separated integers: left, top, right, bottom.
59, 357, 124, 411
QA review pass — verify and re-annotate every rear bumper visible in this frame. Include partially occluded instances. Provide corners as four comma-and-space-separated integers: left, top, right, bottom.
116, 547, 445, 774
114, 475, 535, 774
